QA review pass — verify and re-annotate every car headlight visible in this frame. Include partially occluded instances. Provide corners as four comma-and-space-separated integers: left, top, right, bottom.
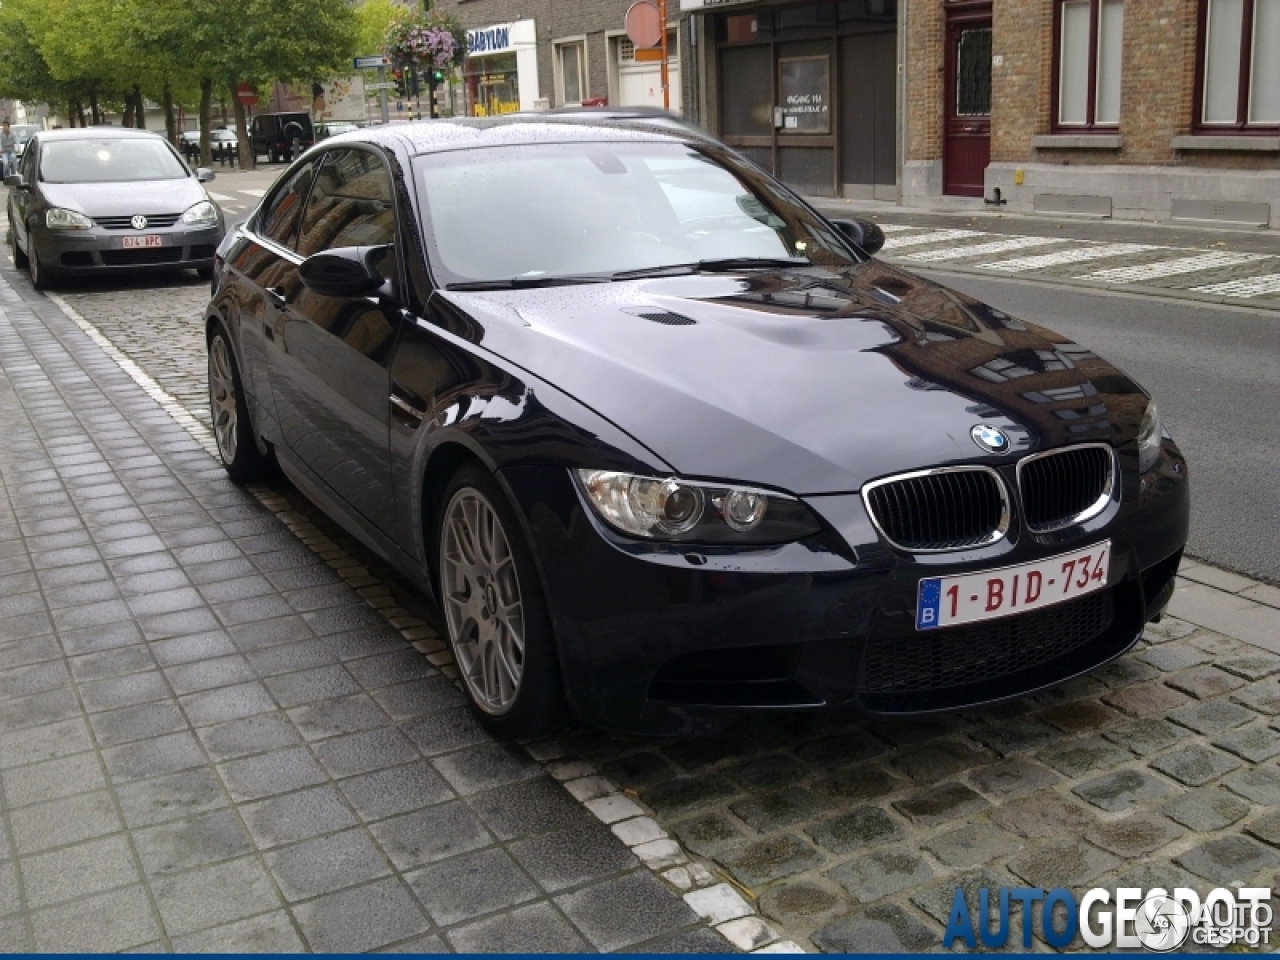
45, 207, 93, 230
575, 470, 822, 544
182, 200, 219, 226
1137, 400, 1162, 473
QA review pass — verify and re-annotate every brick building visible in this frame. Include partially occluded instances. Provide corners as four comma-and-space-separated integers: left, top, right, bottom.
432, 0, 682, 117
674, 0, 1278, 227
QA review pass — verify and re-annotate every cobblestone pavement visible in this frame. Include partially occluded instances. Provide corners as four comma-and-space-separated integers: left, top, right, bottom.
5, 255, 1280, 953
0, 269, 729, 952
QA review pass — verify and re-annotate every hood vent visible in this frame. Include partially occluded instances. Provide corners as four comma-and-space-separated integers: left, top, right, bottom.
624, 307, 697, 326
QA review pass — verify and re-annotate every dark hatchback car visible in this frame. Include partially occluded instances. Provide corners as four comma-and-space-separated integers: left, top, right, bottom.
6, 128, 224, 289
251, 112, 315, 163
204, 119, 1188, 737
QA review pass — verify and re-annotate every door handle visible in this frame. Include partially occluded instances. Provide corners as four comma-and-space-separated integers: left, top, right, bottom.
263, 323, 274, 341
962, 126, 979, 133
266, 285, 287, 306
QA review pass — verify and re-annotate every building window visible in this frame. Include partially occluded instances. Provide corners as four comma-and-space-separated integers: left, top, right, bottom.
557, 41, 586, 105
1197, 0, 1280, 129
1055, 0, 1124, 127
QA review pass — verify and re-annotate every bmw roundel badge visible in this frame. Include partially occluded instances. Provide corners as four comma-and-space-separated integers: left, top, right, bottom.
971, 424, 1011, 454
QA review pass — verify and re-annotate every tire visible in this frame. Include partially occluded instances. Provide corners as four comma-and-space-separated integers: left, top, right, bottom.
207, 321, 272, 482
436, 464, 568, 738
9, 220, 28, 270
27, 242, 51, 290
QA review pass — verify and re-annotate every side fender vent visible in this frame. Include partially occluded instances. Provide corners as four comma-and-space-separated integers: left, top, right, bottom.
624, 307, 697, 326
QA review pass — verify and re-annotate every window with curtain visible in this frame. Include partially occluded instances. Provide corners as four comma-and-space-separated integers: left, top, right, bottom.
1198, 0, 1279, 129
1056, 0, 1124, 128
557, 42, 586, 105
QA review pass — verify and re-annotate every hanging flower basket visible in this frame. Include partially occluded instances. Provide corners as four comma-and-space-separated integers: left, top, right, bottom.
385, 10, 466, 74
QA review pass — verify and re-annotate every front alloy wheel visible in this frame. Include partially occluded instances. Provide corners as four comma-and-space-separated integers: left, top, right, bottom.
442, 488, 527, 713
437, 466, 566, 737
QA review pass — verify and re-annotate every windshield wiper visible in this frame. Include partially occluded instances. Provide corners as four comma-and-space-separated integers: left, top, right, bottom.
612, 256, 812, 281
446, 274, 610, 291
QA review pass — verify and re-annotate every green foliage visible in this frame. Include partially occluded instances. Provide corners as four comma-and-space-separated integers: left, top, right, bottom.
354, 0, 401, 60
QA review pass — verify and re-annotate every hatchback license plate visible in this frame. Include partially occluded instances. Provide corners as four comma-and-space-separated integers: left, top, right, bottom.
916, 541, 1110, 631
121, 236, 162, 249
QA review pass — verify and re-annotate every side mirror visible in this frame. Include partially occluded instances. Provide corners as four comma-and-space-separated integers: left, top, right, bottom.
831, 218, 886, 256
196, 168, 216, 182
299, 245, 390, 298
4, 174, 26, 189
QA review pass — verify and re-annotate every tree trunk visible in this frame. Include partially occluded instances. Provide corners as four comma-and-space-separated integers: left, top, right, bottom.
75, 101, 88, 127
132, 86, 146, 129
89, 91, 101, 125
162, 82, 178, 145
199, 78, 213, 166
230, 82, 254, 170
122, 93, 135, 127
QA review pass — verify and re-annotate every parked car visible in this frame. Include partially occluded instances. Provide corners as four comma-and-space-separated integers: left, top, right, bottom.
6, 128, 224, 289
250, 112, 314, 163
204, 118, 1188, 737
11, 123, 40, 158
316, 121, 362, 140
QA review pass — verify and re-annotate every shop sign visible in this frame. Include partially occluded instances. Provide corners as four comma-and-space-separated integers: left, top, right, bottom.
779, 56, 830, 133
467, 24, 514, 56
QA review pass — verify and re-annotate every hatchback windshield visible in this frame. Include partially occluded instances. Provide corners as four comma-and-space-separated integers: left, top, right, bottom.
415, 141, 857, 286
40, 138, 188, 183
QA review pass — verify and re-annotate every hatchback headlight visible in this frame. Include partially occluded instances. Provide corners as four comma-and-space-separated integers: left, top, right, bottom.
46, 207, 92, 230
182, 200, 218, 226
1137, 400, 1162, 473
576, 470, 822, 544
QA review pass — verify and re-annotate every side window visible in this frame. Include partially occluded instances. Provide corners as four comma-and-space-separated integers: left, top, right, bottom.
296, 148, 396, 258
256, 159, 316, 249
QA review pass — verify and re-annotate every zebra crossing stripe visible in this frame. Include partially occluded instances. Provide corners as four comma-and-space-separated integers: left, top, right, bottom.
1191, 274, 1280, 297
974, 243, 1161, 272
1083, 251, 1273, 283
206, 192, 234, 203
881, 229, 986, 250
241, 188, 267, 198
876, 224, 922, 233
899, 235, 1064, 263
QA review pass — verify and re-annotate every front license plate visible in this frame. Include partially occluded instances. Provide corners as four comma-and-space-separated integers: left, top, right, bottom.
121, 235, 162, 249
916, 541, 1111, 631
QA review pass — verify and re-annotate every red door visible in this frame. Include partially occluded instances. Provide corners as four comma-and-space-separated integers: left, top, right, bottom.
943, 7, 992, 197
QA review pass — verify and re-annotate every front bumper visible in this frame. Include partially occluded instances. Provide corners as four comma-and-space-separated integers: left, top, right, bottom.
33, 223, 223, 274
501, 440, 1190, 735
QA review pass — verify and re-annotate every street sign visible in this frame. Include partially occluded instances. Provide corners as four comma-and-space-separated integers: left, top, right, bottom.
235, 83, 258, 106
625, 1, 662, 48
366, 82, 397, 90
354, 54, 391, 69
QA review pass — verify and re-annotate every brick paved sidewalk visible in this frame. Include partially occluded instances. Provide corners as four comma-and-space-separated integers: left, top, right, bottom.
0, 274, 726, 951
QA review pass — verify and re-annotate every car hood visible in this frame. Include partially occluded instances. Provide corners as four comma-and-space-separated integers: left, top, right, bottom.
436, 261, 1149, 495
39, 178, 206, 217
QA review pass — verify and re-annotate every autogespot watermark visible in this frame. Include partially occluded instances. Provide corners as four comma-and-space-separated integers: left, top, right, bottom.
943, 885, 1274, 951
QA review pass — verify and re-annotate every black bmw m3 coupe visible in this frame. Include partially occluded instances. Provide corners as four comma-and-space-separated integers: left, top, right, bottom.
204, 117, 1189, 736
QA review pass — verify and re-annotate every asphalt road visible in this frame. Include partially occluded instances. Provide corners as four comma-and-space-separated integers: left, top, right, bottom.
914, 268, 1280, 585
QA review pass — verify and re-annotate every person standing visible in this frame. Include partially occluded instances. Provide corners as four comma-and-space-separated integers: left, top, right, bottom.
0, 122, 16, 179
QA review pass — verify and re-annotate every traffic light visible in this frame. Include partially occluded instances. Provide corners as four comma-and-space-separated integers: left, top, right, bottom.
427, 68, 446, 119
392, 68, 406, 99
408, 69, 420, 97
431, 68, 445, 85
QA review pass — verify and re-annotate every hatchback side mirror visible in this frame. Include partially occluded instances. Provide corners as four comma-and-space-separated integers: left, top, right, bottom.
830, 218, 886, 256
196, 168, 216, 182
299, 245, 390, 298
4, 174, 25, 190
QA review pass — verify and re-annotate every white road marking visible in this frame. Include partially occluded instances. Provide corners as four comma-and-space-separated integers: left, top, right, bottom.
876, 224, 922, 233
881, 229, 986, 250
240, 188, 267, 197
975, 243, 1162, 272
1191, 274, 1280, 297
899, 235, 1064, 263
206, 192, 234, 203
1084, 251, 1273, 283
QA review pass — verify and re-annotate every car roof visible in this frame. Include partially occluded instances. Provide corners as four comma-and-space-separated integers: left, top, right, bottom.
340, 115, 713, 157
32, 127, 169, 142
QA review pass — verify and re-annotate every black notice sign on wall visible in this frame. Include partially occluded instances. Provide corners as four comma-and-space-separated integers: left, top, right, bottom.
779, 56, 830, 134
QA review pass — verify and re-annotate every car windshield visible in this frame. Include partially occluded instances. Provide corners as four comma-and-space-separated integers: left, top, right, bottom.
414, 141, 857, 286
40, 138, 188, 183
